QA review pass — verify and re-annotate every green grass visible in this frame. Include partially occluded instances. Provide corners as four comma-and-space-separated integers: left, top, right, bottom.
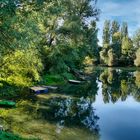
40, 73, 76, 86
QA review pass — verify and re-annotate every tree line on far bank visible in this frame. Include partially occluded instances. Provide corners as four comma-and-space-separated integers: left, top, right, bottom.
99, 20, 140, 67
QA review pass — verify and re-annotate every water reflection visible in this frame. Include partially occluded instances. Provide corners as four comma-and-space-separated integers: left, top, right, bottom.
134, 71, 140, 88
50, 97, 99, 132
60, 67, 140, 103
36, 95, 100, 139
0, 67, 140, 140
99, 68, 140, 103
0, 95, 100, 139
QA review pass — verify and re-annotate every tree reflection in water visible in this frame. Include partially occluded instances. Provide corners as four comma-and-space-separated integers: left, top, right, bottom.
49, 97, 99, 134
99, 68, 140, 103
0, 67, 140, 139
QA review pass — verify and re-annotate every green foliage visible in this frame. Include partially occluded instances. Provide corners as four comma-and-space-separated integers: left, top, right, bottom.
41, 72, 76, 85
0, 131, 20, 140
39, 0, 100, 73
83, 21, 100, 63
0, 131, 38, 140
103, 20, 110, 45
111, 20, 120, 43
134, 48, 140, 67
41, 74, 65, 85
133, 28, 140, 49
0, 0, 100, 91
121, 22, 128, 38
112, 32, 121, 44
121, 36, 133, 55
0, 0, 16, 19
100, 20, 121, 66
100, 20, 138, 66
134, 71, 140, 87
121, 36, 134, 65
100, 48, 108, 65
0, 49, 43, 87
133, 29, 140, 67
108, 49, 117, 66
0, 1, 44, 88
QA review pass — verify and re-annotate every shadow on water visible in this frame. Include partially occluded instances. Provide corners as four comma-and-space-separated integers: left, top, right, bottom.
0, 67, 140, 139
57, 70, 100, 100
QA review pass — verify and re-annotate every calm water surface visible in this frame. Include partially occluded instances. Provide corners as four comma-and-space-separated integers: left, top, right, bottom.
0, 67, 140, 140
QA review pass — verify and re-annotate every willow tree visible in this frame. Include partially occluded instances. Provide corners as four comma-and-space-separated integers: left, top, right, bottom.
40, 0, 100, 72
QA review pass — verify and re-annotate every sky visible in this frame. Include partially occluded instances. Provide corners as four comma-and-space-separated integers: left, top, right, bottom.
96, 0, 140, 45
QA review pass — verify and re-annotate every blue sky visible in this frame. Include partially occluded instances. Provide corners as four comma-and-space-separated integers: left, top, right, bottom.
96, 0, 140, 45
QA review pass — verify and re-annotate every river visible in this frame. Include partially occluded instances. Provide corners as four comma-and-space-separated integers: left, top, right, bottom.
0, 67, 140, 140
